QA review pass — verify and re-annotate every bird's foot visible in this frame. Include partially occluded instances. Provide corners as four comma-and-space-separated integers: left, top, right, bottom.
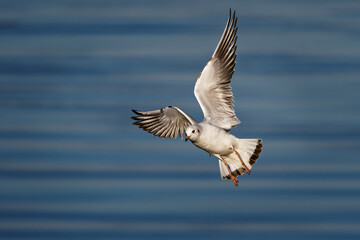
231, 175, 238, 186
243, 165, 251, 175
234, 149, 251, 175
220, 157, 239, 186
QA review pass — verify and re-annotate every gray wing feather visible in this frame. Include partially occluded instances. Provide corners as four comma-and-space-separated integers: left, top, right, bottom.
131, 106, 197, 139
194, 9, 241, 130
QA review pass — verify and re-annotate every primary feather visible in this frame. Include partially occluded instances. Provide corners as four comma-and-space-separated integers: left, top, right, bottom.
131, 106, 197, 139
194, 9, 240, 130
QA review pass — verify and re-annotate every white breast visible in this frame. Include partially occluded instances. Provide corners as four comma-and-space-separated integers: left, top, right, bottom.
192, 123, 235, 156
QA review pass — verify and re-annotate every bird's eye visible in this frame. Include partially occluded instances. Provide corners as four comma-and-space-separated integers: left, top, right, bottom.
192, 130, 195, 133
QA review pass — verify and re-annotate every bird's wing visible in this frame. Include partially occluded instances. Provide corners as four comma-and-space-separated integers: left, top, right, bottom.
131, 106, 197, 139
194, 9, 241, 130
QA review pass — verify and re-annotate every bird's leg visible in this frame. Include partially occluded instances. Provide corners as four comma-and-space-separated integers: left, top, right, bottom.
234, 149, 251, 175
220, 158, 238, 186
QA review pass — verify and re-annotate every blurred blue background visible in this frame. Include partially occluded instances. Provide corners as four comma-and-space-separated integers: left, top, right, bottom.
0, 0, 359, 239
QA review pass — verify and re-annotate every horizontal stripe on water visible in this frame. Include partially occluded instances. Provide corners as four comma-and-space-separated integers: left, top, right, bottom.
0, 220, 359, 233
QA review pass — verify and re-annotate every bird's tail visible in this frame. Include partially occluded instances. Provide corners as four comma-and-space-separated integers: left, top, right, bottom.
219, 139, 262, 180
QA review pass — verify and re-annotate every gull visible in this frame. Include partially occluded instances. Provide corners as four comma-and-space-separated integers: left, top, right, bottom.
131, 9, 262, 186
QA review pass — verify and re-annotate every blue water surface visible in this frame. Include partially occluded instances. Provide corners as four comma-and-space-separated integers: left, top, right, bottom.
0, 0, 359, 239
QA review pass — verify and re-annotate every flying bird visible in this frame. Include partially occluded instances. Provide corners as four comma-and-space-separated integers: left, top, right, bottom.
131, 9, 262, 186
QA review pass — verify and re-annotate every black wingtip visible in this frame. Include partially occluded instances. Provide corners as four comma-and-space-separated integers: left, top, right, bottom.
131, 110, 142, 121
249, 140, 263, 166
229, 9, 236, 25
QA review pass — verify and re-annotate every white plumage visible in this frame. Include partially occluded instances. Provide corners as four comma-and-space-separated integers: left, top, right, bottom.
132, 9, 262, 186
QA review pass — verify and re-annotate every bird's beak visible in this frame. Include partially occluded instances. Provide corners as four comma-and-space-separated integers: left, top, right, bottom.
185, 135, 191, 142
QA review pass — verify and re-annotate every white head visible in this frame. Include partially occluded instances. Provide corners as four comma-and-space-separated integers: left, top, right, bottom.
185, 125, 201, 142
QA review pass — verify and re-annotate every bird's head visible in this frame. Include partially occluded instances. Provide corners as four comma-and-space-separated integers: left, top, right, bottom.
185, 125, 201, 142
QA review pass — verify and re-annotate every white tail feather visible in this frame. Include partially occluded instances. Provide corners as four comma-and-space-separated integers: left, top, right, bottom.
219, 160, 229, 178
219, 138, 262, 180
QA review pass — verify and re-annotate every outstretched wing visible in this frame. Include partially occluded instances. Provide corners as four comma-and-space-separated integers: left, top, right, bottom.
194, 9, 240, 130
131, 106, 197, 139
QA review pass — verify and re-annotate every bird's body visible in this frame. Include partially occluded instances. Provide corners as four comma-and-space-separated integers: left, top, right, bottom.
131, 10, 262, 186
189, 122, 235, 156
